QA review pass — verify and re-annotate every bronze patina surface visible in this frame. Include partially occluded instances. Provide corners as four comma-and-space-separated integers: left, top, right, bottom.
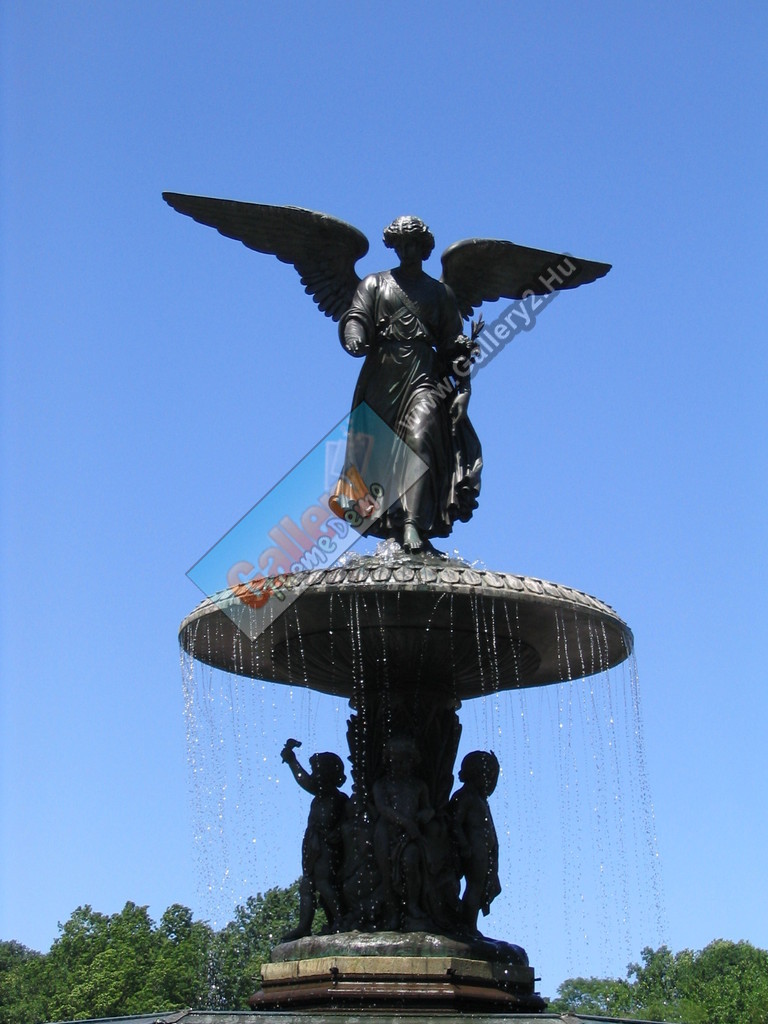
164, 194, 609, 554
179, 554, 632, 699
168, 195, 620, 1010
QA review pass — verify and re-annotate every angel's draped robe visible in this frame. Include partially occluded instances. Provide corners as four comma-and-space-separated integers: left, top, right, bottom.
339, 269, 482, 540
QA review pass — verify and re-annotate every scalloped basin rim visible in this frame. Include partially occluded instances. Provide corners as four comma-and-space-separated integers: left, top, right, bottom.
179, 558, 633, 699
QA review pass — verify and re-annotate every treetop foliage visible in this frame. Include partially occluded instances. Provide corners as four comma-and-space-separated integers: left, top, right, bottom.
2, 895, 765, 1024
549, 940, 768, 1023
0, 883, 304, 1024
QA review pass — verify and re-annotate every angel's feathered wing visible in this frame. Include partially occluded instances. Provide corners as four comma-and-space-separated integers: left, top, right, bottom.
162, 193, 369, 322
440, 238, 611, 319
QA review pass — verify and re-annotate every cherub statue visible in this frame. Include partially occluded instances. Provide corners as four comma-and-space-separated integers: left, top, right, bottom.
163, 194, 610, 551
280, 738, 349, 940
372, 735, 435, 929
450, 750, 501, 935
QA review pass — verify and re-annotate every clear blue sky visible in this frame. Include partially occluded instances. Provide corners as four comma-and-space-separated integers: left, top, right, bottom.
2, 0, 767, 999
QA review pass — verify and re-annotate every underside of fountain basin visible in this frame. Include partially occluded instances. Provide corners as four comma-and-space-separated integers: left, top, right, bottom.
179, 554, 633, 700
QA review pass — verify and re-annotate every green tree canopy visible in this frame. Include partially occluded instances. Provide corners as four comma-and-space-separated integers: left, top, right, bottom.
550, 941, 768, 1024
4, 904, 766, 1024
551, 975, 635, 1017
0, 885, 305, 1024
0, 941, 48, 1024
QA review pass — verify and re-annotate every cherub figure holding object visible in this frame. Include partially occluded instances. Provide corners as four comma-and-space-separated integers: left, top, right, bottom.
280, 738, 349, 940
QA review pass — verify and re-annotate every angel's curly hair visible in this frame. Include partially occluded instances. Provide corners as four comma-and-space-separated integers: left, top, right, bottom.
382, 215, 435, 259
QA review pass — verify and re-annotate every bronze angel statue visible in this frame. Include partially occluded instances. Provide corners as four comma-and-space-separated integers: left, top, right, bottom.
163, 195, 610, 552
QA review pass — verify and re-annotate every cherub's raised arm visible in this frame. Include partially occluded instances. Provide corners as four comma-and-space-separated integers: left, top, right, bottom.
281, 738, 318, 794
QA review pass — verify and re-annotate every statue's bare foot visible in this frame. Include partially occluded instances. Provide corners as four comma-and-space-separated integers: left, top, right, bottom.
402, 522, 424, 552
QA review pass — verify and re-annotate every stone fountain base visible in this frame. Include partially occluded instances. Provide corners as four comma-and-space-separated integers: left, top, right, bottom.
130, 1009, 677, 1023
251, 932, 546, 1013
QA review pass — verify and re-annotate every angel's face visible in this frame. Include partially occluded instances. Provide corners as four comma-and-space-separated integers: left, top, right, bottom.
394, 237, 424, 270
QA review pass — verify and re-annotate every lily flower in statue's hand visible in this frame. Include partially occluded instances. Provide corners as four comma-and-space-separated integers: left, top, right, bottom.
450, 390, 469, 425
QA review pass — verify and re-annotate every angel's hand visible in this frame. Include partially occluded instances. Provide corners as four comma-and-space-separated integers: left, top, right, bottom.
344, 336, 366, 356
450, 391, 469, 425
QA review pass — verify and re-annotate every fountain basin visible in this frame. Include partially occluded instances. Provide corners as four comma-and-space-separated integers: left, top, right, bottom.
180, 555, 632, 700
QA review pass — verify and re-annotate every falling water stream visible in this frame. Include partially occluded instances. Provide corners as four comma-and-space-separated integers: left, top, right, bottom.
180, 556, 666, 983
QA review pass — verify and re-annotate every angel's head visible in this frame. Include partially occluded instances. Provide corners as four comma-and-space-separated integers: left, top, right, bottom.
383, 215, 435, 261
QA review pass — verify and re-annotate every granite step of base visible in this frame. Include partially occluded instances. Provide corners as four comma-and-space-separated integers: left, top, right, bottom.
251, 933, 545, 1013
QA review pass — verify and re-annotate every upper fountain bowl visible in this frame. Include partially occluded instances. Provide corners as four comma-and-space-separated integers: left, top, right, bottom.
179, 553, 633, 701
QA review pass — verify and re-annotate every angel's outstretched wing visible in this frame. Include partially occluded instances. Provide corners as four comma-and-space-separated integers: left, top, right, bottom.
440, 238, 611, 320
162, 194, 369, 322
